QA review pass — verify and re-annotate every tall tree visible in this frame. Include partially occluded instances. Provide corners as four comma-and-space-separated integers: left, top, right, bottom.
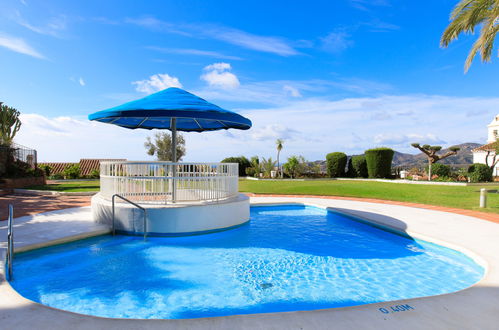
441, 0, 499, 72
145, 132, 186, 161
411, 143, 460, 181
276, 139, 284, 179
0, 102, 22, 146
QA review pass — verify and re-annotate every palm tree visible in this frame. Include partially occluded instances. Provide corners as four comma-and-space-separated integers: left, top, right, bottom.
441, 0, 499, 72
276, 139, 284, 178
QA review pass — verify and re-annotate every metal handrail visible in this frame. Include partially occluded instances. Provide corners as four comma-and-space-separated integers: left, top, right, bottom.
112, 194, 147, 239
6, 204, 14, 280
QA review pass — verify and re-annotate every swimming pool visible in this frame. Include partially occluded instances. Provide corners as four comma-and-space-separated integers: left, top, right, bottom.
10, 204, 484, 319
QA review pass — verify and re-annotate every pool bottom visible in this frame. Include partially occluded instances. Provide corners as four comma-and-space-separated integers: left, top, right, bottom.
9, 205, 484, 319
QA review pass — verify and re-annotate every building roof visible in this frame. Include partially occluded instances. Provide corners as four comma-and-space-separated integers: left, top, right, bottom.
39, 159, 126, 176
472, 141, 499, 152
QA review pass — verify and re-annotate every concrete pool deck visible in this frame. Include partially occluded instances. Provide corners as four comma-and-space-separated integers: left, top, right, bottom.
1, 196, 499, 329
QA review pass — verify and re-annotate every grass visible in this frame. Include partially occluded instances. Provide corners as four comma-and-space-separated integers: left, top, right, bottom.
25, 181, 100, 192
239, 179, 499, 214
23, 179, 499, 214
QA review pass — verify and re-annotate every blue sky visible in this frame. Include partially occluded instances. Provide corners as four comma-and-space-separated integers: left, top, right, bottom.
1, 0, 498, 162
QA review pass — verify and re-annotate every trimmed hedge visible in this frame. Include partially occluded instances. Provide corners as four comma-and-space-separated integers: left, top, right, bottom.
351, 155, 368, 178
431, 163, 450, 177
221, 156, 251, 176
365, 148, 394, 178
326, 152, 347, 178
468, 163, 493, 183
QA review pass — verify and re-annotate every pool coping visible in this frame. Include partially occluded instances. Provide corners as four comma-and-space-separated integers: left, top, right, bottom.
1, 196, 499, 329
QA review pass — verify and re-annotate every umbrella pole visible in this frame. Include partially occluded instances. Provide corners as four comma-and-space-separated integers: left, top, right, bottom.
171, 118, 177, 203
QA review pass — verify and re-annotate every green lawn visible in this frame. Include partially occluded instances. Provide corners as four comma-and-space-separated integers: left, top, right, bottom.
25, 181, 100, 192
23, 179, 499, 214
239, 179, 499, 214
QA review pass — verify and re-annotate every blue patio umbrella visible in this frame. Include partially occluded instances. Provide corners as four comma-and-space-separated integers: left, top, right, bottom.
89, 87, 252, 161
89, 87, 252, 202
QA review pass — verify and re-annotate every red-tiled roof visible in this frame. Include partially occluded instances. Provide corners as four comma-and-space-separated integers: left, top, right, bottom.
472, 142, 499, 152
39, 159, 126, 176
38, 162, 76, 175
78, 159, 126, 176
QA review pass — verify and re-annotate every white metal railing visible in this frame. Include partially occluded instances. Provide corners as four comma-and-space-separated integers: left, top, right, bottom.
100, 161, 239, 204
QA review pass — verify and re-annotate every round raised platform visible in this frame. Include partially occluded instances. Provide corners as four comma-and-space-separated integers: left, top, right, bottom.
91, 193, 250, 236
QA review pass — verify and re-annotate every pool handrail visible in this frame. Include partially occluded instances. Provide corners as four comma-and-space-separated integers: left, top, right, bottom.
6, 204, 14, 280
112, 194, 147, 240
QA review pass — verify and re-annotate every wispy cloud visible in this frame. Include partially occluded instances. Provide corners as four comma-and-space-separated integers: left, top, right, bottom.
201, 25, 299, 56
147, 46, 243, 60
11, 11, 67, 38
320, 29, 354, 53
201, 63, 240, 89
349, 0, 391, 11
127, 17, 299, 56
0, 32, 45, 59
132, 73, 182, 94
70, 77, 86, 86
16, 94, 498, 162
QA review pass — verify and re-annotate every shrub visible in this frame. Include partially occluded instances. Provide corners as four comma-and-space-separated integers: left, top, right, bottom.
346, 157, 354, 177
431, 163, 451, 177
468, 163, 493, 183
351, 155, 368, 178
326, 152, 347, 178
89, 169, 100, 179
283, 155, 306, 179
221, 156, 251, 177
63, 164, 81, 179
39, 164, 52, 177
49, 173, 64, 180
365, 148, 394, 178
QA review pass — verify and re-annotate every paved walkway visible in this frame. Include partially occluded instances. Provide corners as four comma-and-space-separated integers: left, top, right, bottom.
0, 194, 92, 220
1, 196, 499, 329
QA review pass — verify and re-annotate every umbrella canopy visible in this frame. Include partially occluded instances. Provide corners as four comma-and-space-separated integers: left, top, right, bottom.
88, 87, 252, 131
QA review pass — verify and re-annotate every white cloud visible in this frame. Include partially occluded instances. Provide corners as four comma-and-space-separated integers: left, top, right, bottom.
373, 133, 446, 146
79, 77, 85, 86
321, 30, 354, 53
14, 94, 499, 163
147, 47, 243, 60
12, 12, 67, 37
251, 124, 300, 141
132, 73, 182, 94
202, 25, 298, 56
283, 85, 302, 97
127, 17, 299, 56
0, 32, 45, 59
201, 62, 240, 89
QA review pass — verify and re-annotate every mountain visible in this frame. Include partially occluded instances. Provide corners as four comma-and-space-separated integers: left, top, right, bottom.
309, 143, 482, 171
391, 143, 481, 168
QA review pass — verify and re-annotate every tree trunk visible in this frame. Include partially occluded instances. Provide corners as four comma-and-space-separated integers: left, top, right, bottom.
428, 158, 432, 181
277, 150, 281, 179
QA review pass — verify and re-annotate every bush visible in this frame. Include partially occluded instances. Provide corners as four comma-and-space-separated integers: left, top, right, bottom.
221, 156, 251, 177
468, 163, 493, 183
89, 169, 100, 179
326, 152, 347, 178
49, 173, 64, 180
365, 148, 394, 178
346, 157, 354, 177
351, 155, 368, 178
63, 164, 81, 179
39, 164, 52, 177
431, 163, 451, 177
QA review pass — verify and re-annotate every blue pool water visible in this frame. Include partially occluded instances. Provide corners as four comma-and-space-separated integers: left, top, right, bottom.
11, 205, 483, 319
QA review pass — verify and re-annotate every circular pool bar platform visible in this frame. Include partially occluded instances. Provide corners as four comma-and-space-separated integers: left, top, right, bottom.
91, 193, 250, 236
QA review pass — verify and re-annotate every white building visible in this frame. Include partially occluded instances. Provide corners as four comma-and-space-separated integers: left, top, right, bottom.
472, 115, 499, 176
